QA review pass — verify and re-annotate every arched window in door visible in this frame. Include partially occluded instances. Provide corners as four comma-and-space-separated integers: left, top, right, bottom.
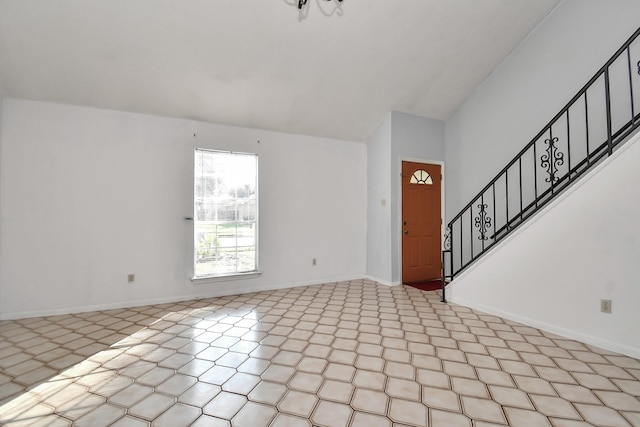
410, 169, 433, 185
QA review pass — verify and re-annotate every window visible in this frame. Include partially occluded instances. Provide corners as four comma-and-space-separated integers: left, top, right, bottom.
194, 149, 258, 277
410, 169, 433, 185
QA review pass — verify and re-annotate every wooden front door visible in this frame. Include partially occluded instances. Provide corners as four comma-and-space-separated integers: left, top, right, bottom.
402, 161, 442, 283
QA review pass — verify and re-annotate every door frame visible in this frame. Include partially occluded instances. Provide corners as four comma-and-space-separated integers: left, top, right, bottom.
398, 157, 445, 283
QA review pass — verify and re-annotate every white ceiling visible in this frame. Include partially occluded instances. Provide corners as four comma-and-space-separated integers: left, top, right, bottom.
0, 0, 560, 141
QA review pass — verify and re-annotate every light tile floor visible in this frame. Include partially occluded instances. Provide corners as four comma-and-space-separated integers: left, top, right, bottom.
1, 279, 639, 426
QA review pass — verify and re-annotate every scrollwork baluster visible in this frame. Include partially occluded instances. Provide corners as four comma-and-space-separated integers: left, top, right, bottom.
443, 227, 452, 250
474, 204, 491, 241
541, 136, 564, 183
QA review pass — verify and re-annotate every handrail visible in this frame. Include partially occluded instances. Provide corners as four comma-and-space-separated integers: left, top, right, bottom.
441, 26, 640, 302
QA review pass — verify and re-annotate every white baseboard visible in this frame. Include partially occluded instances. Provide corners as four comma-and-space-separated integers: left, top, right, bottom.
0, 275, 368, 320
363, 275, 401, 287
450, 295, 640, 360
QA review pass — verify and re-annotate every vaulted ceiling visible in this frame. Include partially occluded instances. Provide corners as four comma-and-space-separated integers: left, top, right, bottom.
0, 0, 560, 141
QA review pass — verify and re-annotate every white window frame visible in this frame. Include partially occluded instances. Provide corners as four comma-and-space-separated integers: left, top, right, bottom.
192, 149, 259, 280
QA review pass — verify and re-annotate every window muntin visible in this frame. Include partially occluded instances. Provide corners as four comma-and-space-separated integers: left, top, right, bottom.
410, 169, 433, 185
194, 149, 257, 277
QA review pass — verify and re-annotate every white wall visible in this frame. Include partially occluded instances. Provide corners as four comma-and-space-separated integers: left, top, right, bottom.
0, 99, 367, 319
390, 112, 444, 283
450, 132, 640, 358
445, 0, 640, 218
366, 114, 392, 284
0, 96, 4, 276
366, 111, 445, 285
444, 0, 640, 357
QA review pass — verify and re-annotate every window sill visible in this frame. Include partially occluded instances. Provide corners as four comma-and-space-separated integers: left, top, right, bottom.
191, 271, 261, 284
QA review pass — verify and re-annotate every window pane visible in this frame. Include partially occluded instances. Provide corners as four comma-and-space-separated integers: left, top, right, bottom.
215, 201, 237, 222
239, 200, 256, 222
194, 150, 257, 277
410, 169, 433, 185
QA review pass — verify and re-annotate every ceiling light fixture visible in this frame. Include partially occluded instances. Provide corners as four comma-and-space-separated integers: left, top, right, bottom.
297, 0, 343, 9
296, 0, 344, 19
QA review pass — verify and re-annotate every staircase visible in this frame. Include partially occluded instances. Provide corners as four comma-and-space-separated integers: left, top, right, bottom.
441, 26, 640, 302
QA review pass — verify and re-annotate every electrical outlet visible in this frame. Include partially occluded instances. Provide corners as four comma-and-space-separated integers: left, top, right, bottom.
600, 299, 612, 313
312, 258, 317, 266
128, 274, 136, 283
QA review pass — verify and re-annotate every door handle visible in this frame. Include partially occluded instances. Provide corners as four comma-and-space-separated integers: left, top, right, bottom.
403, 230, 409, 235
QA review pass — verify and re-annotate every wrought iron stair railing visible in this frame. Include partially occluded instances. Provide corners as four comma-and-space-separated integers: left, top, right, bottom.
441, 26, 640, 302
